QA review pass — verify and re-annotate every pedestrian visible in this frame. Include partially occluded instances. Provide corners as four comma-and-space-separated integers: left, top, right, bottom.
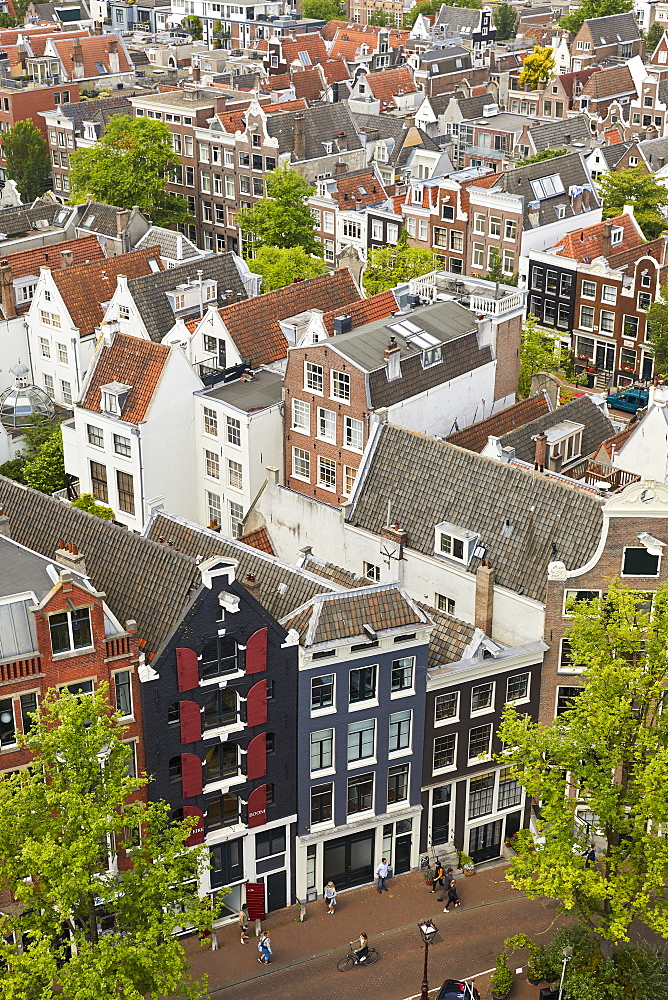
583, 843, 596, 869
437, 867, 454, 902
239, 904, 249, 945
324, 880, 337, 914
376, 857, 390, 893
257, 930, 272, 964
211, 930, 219, 951
430, 861, 445, 894
443, 881, 460, 912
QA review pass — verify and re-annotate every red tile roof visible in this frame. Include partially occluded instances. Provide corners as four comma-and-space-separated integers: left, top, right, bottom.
30, 28, 88, 58
330, 25, 409, 60
446, 393, 552, 452
281, 33, 328, 67
321, 58, 350, 84
217, 98, 307, 133
366, 65, 417, 109
580, 64, 634, 100
53, 33, 132, 81
604, 127, 622, 143
262, 72, 291, 91
550, 213, 644, 261
238, 526, 275, 554
0, 235, 104, 279
556, 67, 599, 98
598, 424, 635, 459
330, 170, 388, 208
321, 289, 397, 336
292, 67, 325, 102
53, 246, 163, 337
80, 333, 170, 423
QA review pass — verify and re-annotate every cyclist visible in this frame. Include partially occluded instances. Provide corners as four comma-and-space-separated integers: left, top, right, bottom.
353, 933, 369, 963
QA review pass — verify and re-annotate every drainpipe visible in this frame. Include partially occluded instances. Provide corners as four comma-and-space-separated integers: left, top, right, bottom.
130, 425, 146, 530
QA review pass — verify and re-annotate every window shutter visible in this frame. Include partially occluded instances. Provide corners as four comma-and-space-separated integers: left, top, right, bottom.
246, 680, 267, 727
180, 700, 202, 744
176, 647, 199, 692
246, 732, 266, 780
183, 806, 205, 846
247, 783, 267, 828
245, 881, 266, 920
245, 627, 267, 674
181, 752, 203, 798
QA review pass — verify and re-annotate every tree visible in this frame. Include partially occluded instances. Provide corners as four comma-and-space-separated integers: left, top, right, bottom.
21, 424, 65, 495
362, 239, 436, 295
517, 147, 568, 166
69, 115, 190, 228
518, 313, 559, 397
299, 0, 346, 20
71, 492, 116, 520
0, 686, 214, 998
485, 248, 505, 283
494, 2, 517, 40
250, 245, 328, 291
647, 286, 668, 373
596, 166, 668, 240
645, 21, 664, 54
368, 7, 392, 25
181, 14, 202, 37
498, 582, 668, 960
1, 120, 51, 204
237, 165, 322, 256
518, 45, 555, 90
560, 0, 633, 36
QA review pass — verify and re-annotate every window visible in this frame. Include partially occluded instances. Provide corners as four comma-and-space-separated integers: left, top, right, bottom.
581, 280, 596, 299
579, 305, 595, 330
600, 310, 615, 334
468, 723, 492, 760
364, 561, 380, 582
623, 316, 639, 339
331, 370, 350, 401
602, 284, 616, 304
439, 532, 464, 561
389, 709, 411, 752
116, 471, 134, 515
434, 733, 456, 770
391, 656, 414, 692
506, 673, 529, 703
255, 827, 286, 859
468, 771, 495, 819
503, 250, 515, 274
559, 637, 580, 673
90, 461, 108, 503
205, 742, 239, 781
472, 243, 484, 269
505, 220, 517, 240
305, 362, 323, 393
20, 692, 37, 735
471, 682, 494, 713
349, 665, 377, 703
207, 491, 221, 526
387, 763, 409, 804
474, 213, 485, 234
556, 685, 581, 716
49, 608, 92, 655
317, 456, 336, 491
208, 792, 240, 829
226, 416, 241, 446
311, 673, 334, 711
498, 766, 522, 809
114, 670, 132, 717
435, 691, 458, 722
621, 346, 637, 370
347, 772, 374, 814
311, 782, 333, 824
638, 291, 652, 312
564, 589, 601, 615
343, 465, 357, 496
348, 718, 375, 762
317, 407, 336, 442
201, 635, 238, 679
344, 416, 363, 451
203, 689, 236, 729
292, 447, 310, 481
39, 337, 51, 358
623, 547, 660, 576
311, 728, 334, 771
205, 449, 220, 479
227, 459, 243, 490
87, 425, 103, 448
450, 230, 464, 252
203, 407, 217, 436
56, 342, 68, 365
40, 310, 61, 328
113, 434, 131, 458
229, 501, 243, 539
0, 697, 16, 747
489, 216, 501, 237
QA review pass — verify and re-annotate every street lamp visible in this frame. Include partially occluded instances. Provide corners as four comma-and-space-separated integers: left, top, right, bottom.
558, 946, 573, 1000
418, 919, 438, 1000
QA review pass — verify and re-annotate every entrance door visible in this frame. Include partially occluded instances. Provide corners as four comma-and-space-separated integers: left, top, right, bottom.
642, 353, 654, 381
595, 342, 615, 373
468, 819, 502, 863
323, 829, 375, 890
395, 834, 411, 874
504, 811, 522, 843
266, 871, 286, 913
431, 784, 452, 846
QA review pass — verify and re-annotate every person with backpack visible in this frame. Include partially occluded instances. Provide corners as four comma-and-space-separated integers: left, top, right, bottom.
258, 930, 272, 964
429, 862, 445, 894
324, 880, 337, 914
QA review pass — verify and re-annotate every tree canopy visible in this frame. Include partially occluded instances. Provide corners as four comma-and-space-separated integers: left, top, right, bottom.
645, 21, 664, 54
250, 245, 328, 291
596, 166, 668, 240
0, 686, 214, 999
363, 239, 436, 295
0, 420, 65, 495
493, 2, 517, 40
1, 120, 51, 204
71, 492, 115, 520
237, 165, 322, 257
69, 115, 190, 227
518, 313, 559, 397
518, 45, 555, 90
299, 0, 346, 20
498, 582, 668, 957
560, 0, 633, 36
517, 147, 568, 166
647, 286, 668, 373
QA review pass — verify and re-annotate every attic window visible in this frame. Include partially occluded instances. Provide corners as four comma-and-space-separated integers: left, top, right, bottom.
100, 381, 131, 416
95, 62, 108, 75
611, 227, 623, 246
434, 521, 479, 565
84, 214, 96, 227
530, 174, 565, 200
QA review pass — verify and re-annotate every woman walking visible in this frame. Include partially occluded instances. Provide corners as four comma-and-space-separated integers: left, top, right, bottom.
324, 881, 337, 914
258, 930, 272, 964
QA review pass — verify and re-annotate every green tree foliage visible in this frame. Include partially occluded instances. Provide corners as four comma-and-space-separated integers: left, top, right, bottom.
518, 45, 556, 89
69, 115, 190, 227
517, 147, 568, 166
518, 313, 558, 397
403, 0, 480, 27
0, 13, 19, 26
363, 239, 436, 295
498, 582, 668, 957
1, 120, 51, 203
560, 0, 633, 36
596, 166, 668, 240
237, 165, 322, 256
647, 285, 668, 372
0, 686, 215, 998
299, 0, 346, 20
251, 245, 328, 291
645, 21, 664, 53
485, 248, 505, 282
71, 492, 115, 520
22, 424, 65, 494
493, 2, 517, 40
368, 7, 392, 24
181, 14, 202, 37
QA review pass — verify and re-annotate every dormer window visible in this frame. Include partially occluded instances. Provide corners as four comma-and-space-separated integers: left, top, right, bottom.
100, 381, 131, 416
611, 226, 623, 246
434, 521, 480, 565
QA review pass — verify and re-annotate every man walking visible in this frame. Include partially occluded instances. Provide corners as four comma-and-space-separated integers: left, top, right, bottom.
437, 867, 454, 902
376, 858, 390, 893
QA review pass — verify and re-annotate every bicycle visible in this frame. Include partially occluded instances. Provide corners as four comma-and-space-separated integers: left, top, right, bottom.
337, 942, 379, 972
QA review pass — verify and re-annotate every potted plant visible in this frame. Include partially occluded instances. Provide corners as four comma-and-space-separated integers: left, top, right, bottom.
422, 866, 437, 886
458, 851, 475, 875
490, 953, 513, 999
503, 933, 540, 984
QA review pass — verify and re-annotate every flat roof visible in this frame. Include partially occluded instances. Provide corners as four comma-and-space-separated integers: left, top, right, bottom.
199, 368, 283, 411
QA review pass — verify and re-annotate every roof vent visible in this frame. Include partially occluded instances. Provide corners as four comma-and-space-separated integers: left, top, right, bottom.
333, 314, 352, 334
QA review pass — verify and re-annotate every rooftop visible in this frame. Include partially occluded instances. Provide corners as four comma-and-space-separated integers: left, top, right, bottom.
446, 392, 553, 453
198, 368, 283, 412
80, 333, 170, 423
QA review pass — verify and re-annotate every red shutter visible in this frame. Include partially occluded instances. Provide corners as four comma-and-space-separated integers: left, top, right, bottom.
245, 882, 266, 920
181, 752, 203, 798
176, 647, 199, 692
179, 700, 202, 744
246, 732, 266, 780
246, 680, 267, 727
247, 784, 267, 829
245, 627, 268, 674
183, 806, 205, 847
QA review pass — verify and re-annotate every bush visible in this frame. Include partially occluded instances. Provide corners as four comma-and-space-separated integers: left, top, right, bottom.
71, 493, 115, 520
490, 953, 513, 996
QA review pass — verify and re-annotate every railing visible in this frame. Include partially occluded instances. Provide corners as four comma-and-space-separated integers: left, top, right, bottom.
105, 635, 132, 658
564, 460, 640, 492
470, 291, 524, 316
462, 144, 509, 159
408, 273, 437, 300
0, 656, 42, 684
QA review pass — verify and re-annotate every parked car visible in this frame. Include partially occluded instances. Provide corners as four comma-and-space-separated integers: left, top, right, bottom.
436, 979, 481, 1000
606, 388, 649, 413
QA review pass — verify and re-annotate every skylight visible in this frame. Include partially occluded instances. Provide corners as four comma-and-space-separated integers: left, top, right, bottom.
298, 50, 311, 66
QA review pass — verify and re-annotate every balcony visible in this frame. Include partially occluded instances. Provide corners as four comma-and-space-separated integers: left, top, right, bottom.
0, 655, 42, 684
462, 144, 509, 160
407, 271, 527, 319
563, 459, 640, 493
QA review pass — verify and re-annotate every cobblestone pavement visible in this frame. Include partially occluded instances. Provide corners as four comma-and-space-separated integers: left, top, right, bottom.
183, 863, 569, 1000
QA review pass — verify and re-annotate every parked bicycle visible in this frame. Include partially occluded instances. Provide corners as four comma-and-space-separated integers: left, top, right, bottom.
337, 942, 379, 972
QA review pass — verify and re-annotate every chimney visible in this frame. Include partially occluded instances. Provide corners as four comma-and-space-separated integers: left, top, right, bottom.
116, 207, 130, 237
60, 249, 74, 269
243, 573, 261, 602
193, 64, 201, 83
601, 219, 612, 258
54, 541, 87, 577
0, 260, 15, 320
294, 113, 305, 161
334, 159, 347, 177
384, 336, 401, 381
94, 20, 103, 35
0, 506, 10, 538
332, 81, 339, 102
475, 561, 495, 635
381, 522, 407, 558
108, 35, 120, 75
337, 129, 348, 151
563, 133, 571, 144
534, 431, 547, 472
72, 36, 84, 79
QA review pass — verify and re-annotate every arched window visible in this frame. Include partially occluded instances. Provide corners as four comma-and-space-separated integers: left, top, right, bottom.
202, 689, 237, 731
201, 635, 238, 680
204, 742, 239, 782
167, 702, 180, 725
169, 755, 182, 782
207, 792, 240, 830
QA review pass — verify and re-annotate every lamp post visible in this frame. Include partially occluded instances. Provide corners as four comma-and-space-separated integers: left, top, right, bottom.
418, 919, 438, 1000
558, 946, 573, 1000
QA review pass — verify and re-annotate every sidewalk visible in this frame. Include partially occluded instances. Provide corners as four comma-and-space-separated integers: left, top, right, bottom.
183, 863, 568, 998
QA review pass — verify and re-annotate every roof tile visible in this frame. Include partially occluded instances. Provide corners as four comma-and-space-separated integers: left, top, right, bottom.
80, 332, 170, 423
446, 393, 552, 452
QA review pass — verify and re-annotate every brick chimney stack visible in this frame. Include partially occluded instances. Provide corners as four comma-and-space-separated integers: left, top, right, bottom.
294, 114, 306, 161
55, 541, 87, 577
0, 260, 16, 320
243, 573, 261, 602
72, 36, 84, 79
601, 219, 613, 259
475, 561, 495, 635
534, 431, 547, 472
108, 35, 120, 75
60, 249, 74, 269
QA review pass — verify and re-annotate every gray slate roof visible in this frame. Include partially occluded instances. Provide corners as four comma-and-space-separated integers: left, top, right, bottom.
0, 200, 73, 238
75, 201, 131, 237
434, 5, 483, 30
135, 226, 205, 261
601, 141, 631, 169
348, 424, 604, 603
419, 601, 476, 668
491, 151, 600, 229
267, 103, 362, 160
498, 395, 614, 463
583, 12, 641, 45
55, 95, 133, 137
528, 114, 592, 153
639, 136, 668, 168
455, 92, 496, 119
127, 253, 247, 342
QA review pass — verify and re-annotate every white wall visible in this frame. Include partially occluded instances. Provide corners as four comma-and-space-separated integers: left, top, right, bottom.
520, 207, 603, 256
613, 405, 668, 482
386, 360, 498, 437
0, 315, 30, 389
